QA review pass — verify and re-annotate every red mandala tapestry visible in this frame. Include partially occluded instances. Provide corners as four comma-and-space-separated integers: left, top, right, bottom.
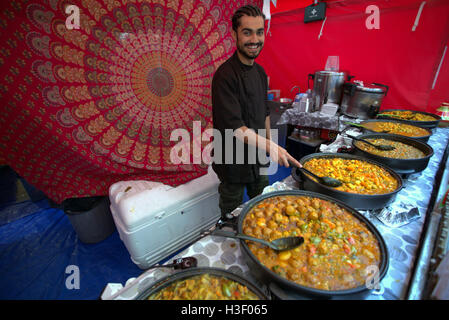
0, 0, 262, 203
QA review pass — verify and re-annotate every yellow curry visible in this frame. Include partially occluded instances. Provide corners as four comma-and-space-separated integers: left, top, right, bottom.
243, 195, 381, 291
303, 157, 399, 194
147, 274, 260, 300
355, 138, 426, 159
362, 121, 429, 137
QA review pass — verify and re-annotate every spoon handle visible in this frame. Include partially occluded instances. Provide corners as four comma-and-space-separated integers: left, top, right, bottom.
210, 229, 275, 249
289, 161, 323, 183
299, 167, 322, 181
377, 113, 412, 120
377, 113, 396, 117
344, 121, 365, 128
344, 133, 377, 148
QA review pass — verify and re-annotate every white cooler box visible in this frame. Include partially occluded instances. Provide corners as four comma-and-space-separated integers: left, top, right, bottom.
109, 166, 221, 269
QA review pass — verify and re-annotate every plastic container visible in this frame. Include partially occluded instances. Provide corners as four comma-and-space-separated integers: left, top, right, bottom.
325, 55, 340, 71
64, 196, 116, 244
299, 90, 313, 112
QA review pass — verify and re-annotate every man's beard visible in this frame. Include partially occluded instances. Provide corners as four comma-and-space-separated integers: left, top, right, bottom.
236, 36, 263, 61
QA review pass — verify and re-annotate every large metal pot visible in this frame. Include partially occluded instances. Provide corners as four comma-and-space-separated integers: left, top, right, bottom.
292, 153, 403, 210
136, 267, 270, 300
351, 133, 434, 175
340, 82, 388, 120
376, 109, 441, 129
235, 190, 389, 299
308, 71, 351, 112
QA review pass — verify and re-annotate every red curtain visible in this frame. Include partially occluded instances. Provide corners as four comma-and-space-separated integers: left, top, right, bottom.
0, 0, 262, 203
259, 0, 449, 113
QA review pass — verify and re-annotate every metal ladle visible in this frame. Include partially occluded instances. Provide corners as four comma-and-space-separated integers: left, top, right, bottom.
210, 229, 304, 252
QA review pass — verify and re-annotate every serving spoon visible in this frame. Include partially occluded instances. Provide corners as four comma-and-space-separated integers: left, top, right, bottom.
210, 229, 304, 252
345, 121, 391, 133
344, 133, 395, 151
299, 167, 343, 188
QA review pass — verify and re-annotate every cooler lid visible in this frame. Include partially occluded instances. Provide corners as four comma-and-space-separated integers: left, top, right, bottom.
109, 166, 220, 232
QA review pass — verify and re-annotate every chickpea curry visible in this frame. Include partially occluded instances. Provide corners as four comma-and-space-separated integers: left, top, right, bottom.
303, 157, 399, 194
243, 195, 381, 291
362, 121, 429, 137
355, 138, 426, 159
147, 274, 260, 300
381, 110, 437, 122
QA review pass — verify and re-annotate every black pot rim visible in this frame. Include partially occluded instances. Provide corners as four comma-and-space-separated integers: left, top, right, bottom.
135, 267, 270, 300
237, 189, 389, 297
296, 152, 403, 199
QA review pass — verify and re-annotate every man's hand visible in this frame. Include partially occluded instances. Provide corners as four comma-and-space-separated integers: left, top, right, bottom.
234, 126, 302, 169
267, 141, 302, 168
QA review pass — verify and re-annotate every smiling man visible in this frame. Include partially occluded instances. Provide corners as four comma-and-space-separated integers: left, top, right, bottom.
211, 5, 301, 220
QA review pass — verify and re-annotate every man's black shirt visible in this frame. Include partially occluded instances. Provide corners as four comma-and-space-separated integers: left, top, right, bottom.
211, 51, 270, 183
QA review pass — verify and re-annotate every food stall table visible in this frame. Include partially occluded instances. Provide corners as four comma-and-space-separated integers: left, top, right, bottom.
102, 128, 449, 300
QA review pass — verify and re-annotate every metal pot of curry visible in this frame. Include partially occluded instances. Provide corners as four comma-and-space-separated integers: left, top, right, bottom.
293, 153, 403, 210
352, 134, 434, 175
237, 190, 389, 298
377, 109, 440, 129
137, 267, 269, 300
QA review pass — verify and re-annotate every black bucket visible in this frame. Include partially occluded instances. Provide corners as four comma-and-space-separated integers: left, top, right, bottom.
63, 196, 116, 244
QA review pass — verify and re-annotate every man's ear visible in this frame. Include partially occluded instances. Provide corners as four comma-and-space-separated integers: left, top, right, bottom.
231, 29, 237, 41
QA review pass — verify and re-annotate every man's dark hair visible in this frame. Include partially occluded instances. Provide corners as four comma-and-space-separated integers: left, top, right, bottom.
232, 4, 265, 32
